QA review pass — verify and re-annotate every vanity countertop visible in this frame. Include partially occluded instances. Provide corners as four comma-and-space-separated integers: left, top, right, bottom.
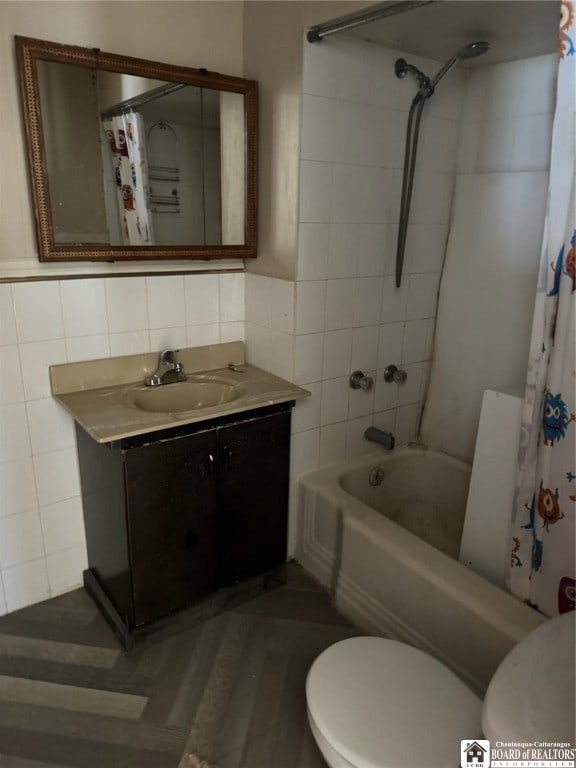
50, 342, 309, 443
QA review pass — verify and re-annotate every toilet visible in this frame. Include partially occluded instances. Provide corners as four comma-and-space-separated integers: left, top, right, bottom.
306, 612, 574, 768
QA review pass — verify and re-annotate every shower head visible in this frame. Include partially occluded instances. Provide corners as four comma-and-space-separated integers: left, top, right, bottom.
456, 41, 490, 60
395, 41, 490, 99
429, 40, 490, 88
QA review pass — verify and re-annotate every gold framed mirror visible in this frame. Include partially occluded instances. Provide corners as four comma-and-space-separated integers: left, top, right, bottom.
16, 36, 257, 263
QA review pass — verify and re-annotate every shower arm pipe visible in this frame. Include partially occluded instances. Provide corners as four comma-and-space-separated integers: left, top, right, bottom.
429, 55, 459, 88
306, 0, 435, 43
396, 94, 426, 287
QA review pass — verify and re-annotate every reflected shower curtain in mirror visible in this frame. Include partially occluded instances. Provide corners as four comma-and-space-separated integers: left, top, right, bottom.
509, 0, 575, 617
102, 110, 154, 245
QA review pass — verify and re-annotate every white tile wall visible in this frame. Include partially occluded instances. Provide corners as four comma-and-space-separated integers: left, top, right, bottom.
26, 398, 75, 455
61, 279, 108, 337
299, 161, 333, 222
297, 223, 329, 281
269, 331, 294, 382
109, 330, 150, 357
294, 280, 325, 334
319, 422, 347, 466
244, 274, 295, 379
66, 335, 110, 363
40, 497, 85, 555
0, 510, 45, 570
12, 282, 64, 343
0, 404, 32, 462
0, 458, 38, 517
0, 285, 17, 345
185, 275, 220, 326
457, 54, 557, 175
0, 272, 245, 614
320, 377, 350, 426
243, 35, 464, 491
105, 277, 148, 333
147, 276, 187, 329
2, 559, 50, 613
46, 544, 88, 597
0, 345, 24, 404
323, 330, 353, 380
150, 326, 187, 352
290, 428, 320, 480
422, 53, 556, 458
351, 326, 379, 372
294, 333, 324, 385
288, 37, 460, 465
324, 279, 355, 331
19, 340, 68, 401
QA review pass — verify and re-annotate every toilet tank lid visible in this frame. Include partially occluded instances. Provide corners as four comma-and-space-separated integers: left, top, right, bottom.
306, 636, 482, 768
482, 612, 575, 743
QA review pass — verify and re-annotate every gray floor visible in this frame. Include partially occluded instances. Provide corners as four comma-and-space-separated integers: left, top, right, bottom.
0, 565, 358, 768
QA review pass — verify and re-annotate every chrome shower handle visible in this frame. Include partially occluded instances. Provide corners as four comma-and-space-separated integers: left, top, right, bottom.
350, 371, 374, 390
383, 365, 407, 383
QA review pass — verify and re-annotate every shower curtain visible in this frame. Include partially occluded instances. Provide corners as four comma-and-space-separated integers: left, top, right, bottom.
102, 110, 154, 245
509, 0, 575, 617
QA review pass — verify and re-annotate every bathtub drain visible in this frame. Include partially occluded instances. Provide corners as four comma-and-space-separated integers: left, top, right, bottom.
369, 466, 385, 486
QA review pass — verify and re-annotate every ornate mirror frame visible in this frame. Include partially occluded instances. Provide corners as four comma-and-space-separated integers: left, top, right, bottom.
16, 36, 257, 263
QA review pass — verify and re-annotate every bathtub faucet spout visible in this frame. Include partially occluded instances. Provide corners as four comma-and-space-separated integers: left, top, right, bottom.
364, 427, 395, 451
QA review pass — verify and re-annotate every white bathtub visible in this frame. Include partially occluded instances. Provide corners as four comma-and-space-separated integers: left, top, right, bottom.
296, 445, 544, 694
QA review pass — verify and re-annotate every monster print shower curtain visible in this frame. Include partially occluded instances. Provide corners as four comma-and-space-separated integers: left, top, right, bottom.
509, 0, 575, 617
102, 111, 154, 245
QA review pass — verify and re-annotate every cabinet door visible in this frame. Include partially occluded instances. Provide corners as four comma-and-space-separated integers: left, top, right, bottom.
124, 430, 217, 626
216, 411, 290, 585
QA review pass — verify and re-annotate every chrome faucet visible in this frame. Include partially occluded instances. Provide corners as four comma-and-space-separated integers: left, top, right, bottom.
145, 349, 186, 387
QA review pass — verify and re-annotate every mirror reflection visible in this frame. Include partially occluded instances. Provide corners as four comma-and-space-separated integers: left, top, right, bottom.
37, 61, 245, 248
16, 36, 256, 262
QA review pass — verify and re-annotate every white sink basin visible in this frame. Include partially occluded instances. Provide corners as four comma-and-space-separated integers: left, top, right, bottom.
128, 379, 240, 413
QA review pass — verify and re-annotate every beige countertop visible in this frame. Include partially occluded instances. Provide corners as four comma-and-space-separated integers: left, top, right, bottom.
50, 342, 309, 443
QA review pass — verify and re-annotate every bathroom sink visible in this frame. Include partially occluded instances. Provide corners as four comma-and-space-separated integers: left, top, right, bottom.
128, 378, 240, 413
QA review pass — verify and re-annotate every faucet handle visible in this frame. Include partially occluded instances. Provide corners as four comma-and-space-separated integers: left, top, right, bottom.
350, 371, 374, 390
383, 365, 407, 383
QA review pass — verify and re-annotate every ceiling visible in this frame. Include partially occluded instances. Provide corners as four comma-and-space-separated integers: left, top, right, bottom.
343, 1, 559, 66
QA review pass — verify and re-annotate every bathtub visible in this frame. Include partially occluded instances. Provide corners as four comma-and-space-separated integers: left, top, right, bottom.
295, 444, 544, 694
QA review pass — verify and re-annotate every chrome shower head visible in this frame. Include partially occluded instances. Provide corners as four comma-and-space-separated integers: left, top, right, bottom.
429, 40, 490, 88
456, 41, 490, 60
395, 41, 490, 99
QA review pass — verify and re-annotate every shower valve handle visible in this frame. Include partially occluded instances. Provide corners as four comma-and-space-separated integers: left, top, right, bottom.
350, 371, 374, 391
384, 365, 407, 383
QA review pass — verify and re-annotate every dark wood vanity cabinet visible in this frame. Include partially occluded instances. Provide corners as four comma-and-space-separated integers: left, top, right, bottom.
216, 413, 291, 587
76, 404, 291, 643
124, 429, 218, 626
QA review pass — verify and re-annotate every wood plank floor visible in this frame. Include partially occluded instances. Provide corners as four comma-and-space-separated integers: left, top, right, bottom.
0, 565, 358, 768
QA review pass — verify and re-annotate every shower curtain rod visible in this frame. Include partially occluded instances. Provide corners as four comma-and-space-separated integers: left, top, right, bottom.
307, 0, 435, 43
100, 83, 187, 118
